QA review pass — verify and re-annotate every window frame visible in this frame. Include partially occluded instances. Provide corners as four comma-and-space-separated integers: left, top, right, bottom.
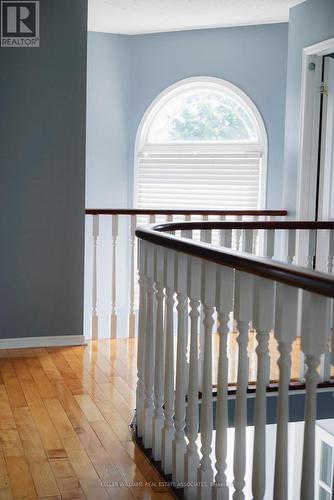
134, 76, 268, 209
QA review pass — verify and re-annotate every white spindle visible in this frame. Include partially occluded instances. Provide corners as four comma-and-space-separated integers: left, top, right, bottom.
110, 214, 118, 338
286, 229, 296, 264
327, 229, 334, 273
198, 217, 211, 390
306, 229, 316, 269
235, 215, 242, 250
198, 262, 216, 500
241, 229, 253, 253
152, 247, 165, 460
143, 243, 155, 448
91, 214, 99, 340
319, 331, 332, 382
273, 284, 299, 500
149, 214, 156, 224
300, 291, 330, 500
331, 300, 334, 368
184, 256, 201, 500
252, 215, 259, 254
214, 267, 234, 500
136, 240, 147, 438
265, 229, 275, 259
182, 214, 192, 239
201, 215, 212, 244
129, 214, 137, 337
233, 271, 253, 500
173, 252, 188, 485
220, 224, 232, 249
252, 277, 275, 500
161, 250, 175, 475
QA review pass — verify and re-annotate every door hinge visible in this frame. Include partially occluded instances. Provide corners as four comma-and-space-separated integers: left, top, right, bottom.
320, 82, 328, 95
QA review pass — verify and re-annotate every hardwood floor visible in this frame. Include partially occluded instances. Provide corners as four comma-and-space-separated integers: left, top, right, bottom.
0, 334, 331, 499
0, 339, 174, 500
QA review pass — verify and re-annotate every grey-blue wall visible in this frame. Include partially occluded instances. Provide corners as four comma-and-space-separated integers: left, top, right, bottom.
283, 0, 334, 215
0, 0, 87, 338
86, 32, 130, 207
86, 23, 289, 210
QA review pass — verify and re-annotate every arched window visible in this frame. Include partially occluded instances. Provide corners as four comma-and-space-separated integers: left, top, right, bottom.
135, 77, 267, 210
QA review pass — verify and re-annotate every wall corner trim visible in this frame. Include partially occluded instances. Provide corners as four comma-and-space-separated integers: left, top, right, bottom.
0, 335, 86, 350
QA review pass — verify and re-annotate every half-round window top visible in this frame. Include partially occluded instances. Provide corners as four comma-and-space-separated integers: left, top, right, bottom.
144, 82, 260, 144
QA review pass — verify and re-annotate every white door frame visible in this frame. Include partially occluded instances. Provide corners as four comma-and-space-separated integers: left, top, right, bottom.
297, 37, 334, 221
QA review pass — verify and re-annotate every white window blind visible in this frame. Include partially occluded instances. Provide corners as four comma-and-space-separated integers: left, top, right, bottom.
137, 149, 262, 210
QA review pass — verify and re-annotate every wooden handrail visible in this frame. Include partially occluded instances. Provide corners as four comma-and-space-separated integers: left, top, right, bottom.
152, 220, 334, 231
136, 222, 334, 298
85, 208, 287, 216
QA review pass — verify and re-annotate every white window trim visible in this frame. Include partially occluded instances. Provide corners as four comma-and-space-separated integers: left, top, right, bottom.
133, 76, 268, 209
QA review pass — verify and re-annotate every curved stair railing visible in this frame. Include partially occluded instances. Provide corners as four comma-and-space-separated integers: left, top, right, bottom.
135, 220, 334, 500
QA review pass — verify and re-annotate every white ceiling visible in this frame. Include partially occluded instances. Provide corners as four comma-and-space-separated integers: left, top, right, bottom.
88, 0, 305, 35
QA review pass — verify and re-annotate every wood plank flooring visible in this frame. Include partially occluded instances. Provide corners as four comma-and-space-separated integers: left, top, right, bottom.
0, 339, 174, 500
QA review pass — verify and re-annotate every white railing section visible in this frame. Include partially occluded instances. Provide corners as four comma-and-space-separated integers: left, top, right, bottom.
85, 209, 286, 339
135, 220, 334, 500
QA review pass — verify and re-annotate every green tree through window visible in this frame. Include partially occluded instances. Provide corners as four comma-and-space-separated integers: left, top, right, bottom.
167, 93, 254, 141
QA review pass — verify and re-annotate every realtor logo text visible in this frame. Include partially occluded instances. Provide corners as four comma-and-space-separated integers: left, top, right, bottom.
1, 1, 39, 47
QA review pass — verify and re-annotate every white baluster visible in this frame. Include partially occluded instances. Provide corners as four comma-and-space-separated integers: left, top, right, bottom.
161, 250, 175, 475
286, 229, 296, 264
306, 229, 316, 269
265, 229, 275, 259
219, 215, 226, 248
129, 214, 137, 337
182, 214, 192, 239
319, 331, 332, 382
252, 215, 259, 254
143, 243, 155, 448
220, 224, 232, 250
91, 214, 99, 340
198, 262, 216, 500
213, 267, 234, 500
198, 220, 211, 390
173, 252, 188, 485
152, 247, 165, 461
201, 215, 212, 244
136, 240, 147, 438
331, 300, 334, 368
241, 229, 253, 254
184, 256, 201, 500
235, 215, 242, 250
110, 214, 118, 338
149, 214, 156, 224
273, 284, 299, 500
233, 271, 253, 500
299, 292, 331, 500
252, 277, 275, 500
327, 229, 334, 274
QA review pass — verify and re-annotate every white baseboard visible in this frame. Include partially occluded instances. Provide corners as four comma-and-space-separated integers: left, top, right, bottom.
0, 335, 86, 349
